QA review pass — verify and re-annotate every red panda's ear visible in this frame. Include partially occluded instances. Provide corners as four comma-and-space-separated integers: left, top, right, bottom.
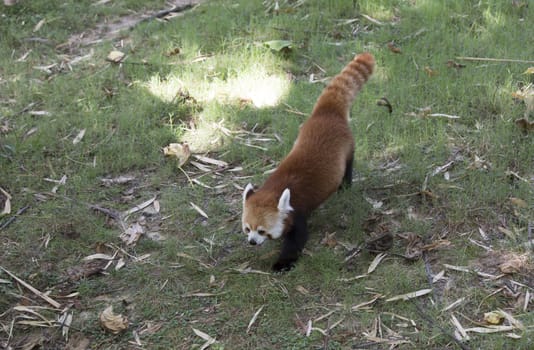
243, 183, 255, 202
277, 188, 293, 213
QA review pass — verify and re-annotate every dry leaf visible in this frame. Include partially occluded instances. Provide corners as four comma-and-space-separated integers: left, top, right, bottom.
386, 288, 432, 302
424, 66, 438, 77
163, 143, 190, 167
509, 197, 527, 208
101, 175, 135, 186
83, 253, 115, 261
464, 325, 515, 334
72, 129, 86, 145
523, 67, 534, 75
0, 187, 11, 216
106, 50, 125, 63
120, 222, 144, 245
499, 253, 529, 274
193, 155, 228, 168
33, 19, 46, 32
99, 306, 128, 334
387, 42, 402, 54
190, 202, 209, 219
320, 232, 337, 248
368, 252, 387, 274
246, 305, 265, 333
484, 310, 504, 325
515, 118, 534, 132
192, 328, 216, 350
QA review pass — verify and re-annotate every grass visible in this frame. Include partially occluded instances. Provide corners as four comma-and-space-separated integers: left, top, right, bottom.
1, 0, 533, 349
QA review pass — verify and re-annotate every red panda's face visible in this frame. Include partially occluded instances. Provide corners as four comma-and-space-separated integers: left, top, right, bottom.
242, 184, 293, 246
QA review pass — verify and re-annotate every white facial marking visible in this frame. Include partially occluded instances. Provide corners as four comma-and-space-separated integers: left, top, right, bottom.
247, 230, 267, 245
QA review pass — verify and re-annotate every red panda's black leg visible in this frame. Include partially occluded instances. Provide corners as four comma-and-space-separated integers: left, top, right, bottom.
272, 212, 308, 272
342, 153, 354, 188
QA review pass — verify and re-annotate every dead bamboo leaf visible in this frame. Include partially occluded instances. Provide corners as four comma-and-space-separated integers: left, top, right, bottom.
33, 19, 46, 32
190, 202, 208, 219
246, 305, 265, 334
83, 253, 115, 261
368, 252, 387, 274
351, 295, 382, 311
99, 305, 128, 334
193, 155, 228, 168
122, 196, 157, 218
192, 328, 216, 350
441, 297, 465, 312
72, 129, 86, 145
386, 288, 432, 302
0, 187, 11, 216
432, 270, 446, 283
450, 314, 469, 340
0, 266, 61, 308
101, 175, 135, 186
465, 325, 515, 334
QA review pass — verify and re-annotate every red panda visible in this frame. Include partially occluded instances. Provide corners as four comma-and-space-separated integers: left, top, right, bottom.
242, 52, 375, 271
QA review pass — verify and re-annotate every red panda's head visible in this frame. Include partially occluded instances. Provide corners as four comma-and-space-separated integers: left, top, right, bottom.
241, 183, 293, 245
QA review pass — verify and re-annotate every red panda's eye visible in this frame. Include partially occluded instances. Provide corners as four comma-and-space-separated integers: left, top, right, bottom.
258, 230, 266, 235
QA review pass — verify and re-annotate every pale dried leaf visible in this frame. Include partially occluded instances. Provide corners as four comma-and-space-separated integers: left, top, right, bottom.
72, 129, 86, 145
101, 175, 135, 186
450, 314, 469, 340
441, 297, 465, 312
498, 309, 524, 330
386, 288, 432, 302
106, 50, 125, 63
192, 327, 216, 349
193, 155, 228, 167
163, 143, 191, 167
465, 325, 515, 333
122, 196, 157, 218
368, 252, 387, 274
499, 253, 529, 274
246, 305, 264, 334
100, 306, 128, 334
505, 333, 522, 339
0, 187, 11, 216
190, 202, 209, 219
120, 222, 144, 245
28, 110, 51, 116
432, 270, 446, 283
33, 19, 46, 32
83, 253, 114, 261
483, 311, 504, 325
115, 258, 126, 271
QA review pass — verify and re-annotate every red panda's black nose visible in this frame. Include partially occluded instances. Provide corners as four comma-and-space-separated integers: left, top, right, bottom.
249, 239, 257, 245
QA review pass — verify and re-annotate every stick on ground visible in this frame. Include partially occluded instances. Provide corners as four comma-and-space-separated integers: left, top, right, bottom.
0, 266, 61, 308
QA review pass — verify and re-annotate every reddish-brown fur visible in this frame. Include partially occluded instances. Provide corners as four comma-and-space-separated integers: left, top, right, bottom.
246, 53, 375, 215
243, 52, 375, 270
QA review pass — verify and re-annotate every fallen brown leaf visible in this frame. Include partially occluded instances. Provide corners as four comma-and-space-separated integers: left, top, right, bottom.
99, 305, 128, 334
387, 42, 402, 54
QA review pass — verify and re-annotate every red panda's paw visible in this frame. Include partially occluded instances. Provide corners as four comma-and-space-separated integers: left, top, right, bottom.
272, 259, 296, 272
